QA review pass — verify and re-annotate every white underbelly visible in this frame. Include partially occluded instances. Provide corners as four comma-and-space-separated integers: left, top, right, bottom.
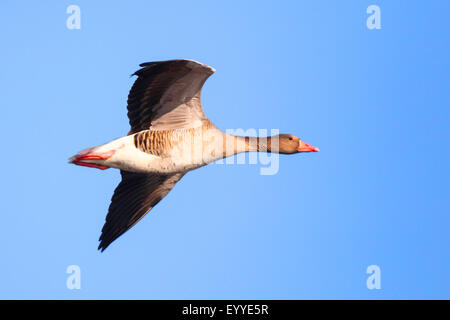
107, 143, 204, 174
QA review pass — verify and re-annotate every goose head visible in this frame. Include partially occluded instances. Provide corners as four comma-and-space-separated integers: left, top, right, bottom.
276, 134, 319, 154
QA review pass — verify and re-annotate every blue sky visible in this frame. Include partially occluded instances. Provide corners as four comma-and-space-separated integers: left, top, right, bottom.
0, 1, 449, 299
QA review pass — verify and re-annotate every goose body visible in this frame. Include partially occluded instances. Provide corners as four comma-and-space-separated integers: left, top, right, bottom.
71, 120, 248, 173
69, 59, 319, 251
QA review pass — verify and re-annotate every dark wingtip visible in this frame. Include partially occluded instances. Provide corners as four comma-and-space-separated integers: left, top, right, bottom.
98, 236, 110, 252
131, 62, 153, 77
131, 59, 214, 78
98, 242, 107, 252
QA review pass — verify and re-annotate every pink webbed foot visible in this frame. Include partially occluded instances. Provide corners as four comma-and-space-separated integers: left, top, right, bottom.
70, 150, 115, 170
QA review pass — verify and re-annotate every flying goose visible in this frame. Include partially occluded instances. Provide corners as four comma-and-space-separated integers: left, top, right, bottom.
69, 59, 319, 251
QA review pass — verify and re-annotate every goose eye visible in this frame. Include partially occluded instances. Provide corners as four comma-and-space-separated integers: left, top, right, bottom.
289, 137, 293, 141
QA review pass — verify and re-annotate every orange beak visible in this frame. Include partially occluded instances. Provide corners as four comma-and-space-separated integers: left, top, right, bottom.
297, 141, 319, 153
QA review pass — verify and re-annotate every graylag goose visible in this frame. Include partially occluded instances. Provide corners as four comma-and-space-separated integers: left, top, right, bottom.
69, 59, 319, 251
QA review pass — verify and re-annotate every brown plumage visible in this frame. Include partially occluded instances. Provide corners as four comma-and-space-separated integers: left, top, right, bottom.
133, 130, 173, 156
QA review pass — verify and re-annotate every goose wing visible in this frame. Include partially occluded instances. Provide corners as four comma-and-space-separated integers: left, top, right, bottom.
127, 59, 215, 133
98, 171, 185, 251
